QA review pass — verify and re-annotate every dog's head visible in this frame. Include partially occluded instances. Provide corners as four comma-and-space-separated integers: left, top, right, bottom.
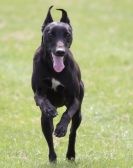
41, 6, 73, 73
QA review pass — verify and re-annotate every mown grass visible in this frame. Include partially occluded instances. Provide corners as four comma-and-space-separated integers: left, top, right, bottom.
0, 0, 133, 167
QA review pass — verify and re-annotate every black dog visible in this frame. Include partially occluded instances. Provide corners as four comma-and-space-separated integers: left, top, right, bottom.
31, 6, 84, 162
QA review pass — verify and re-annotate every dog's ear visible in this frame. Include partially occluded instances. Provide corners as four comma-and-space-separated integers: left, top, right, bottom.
41, 6, 53, 32
56, 9, 70, 24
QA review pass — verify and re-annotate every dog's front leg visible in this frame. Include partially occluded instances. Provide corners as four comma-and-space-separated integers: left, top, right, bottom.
54, 98, 80, 137
34, 93, 57, 118
34, 93, 57, 162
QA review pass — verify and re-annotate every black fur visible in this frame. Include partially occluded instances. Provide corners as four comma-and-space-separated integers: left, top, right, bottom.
31, 6, 84, 162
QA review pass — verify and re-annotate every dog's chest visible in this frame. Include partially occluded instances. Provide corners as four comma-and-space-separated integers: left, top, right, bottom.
46, 78, 66, 107
51, 78, 63, 91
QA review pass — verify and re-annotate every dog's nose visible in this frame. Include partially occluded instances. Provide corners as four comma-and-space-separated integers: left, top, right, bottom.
55, 49, 65, 56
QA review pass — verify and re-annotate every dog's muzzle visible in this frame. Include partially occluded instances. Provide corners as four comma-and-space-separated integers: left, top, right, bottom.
55, 41, 66, 56
51, 41, 65, 73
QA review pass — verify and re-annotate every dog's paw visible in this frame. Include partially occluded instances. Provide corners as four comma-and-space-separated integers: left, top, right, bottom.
66, 152, 75, 161
54, 124, 67, 137
49, 152, 57, 163
45, 107, 57, 118
41, 105, 57, 118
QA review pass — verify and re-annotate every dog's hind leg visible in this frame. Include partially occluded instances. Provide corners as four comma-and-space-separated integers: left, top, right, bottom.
41, 114, 57, 162
66, 82, 84, 160
66, 110, 82, 160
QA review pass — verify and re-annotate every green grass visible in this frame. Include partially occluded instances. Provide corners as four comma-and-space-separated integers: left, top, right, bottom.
0, 0, 133, 167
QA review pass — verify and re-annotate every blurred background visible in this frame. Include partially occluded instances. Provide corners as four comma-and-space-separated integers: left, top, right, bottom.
0, 0, 133, 167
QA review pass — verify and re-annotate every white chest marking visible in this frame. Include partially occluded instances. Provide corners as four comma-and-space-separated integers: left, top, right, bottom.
51, 78, 62, 91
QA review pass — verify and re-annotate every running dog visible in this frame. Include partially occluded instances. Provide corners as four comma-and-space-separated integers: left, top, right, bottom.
31, 6, 84, 162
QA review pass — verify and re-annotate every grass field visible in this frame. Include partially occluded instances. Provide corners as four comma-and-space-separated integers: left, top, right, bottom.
0, 0, 133, 167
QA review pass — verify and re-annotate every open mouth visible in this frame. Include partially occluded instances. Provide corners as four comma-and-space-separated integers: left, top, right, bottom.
52, 53, 65, 73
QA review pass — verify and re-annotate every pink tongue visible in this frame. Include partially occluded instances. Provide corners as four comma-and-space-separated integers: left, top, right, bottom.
52, 54, 65, 72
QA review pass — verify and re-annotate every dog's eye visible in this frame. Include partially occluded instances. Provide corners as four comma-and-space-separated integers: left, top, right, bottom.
48, 32, 55, 39
66, 33, 71, 39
